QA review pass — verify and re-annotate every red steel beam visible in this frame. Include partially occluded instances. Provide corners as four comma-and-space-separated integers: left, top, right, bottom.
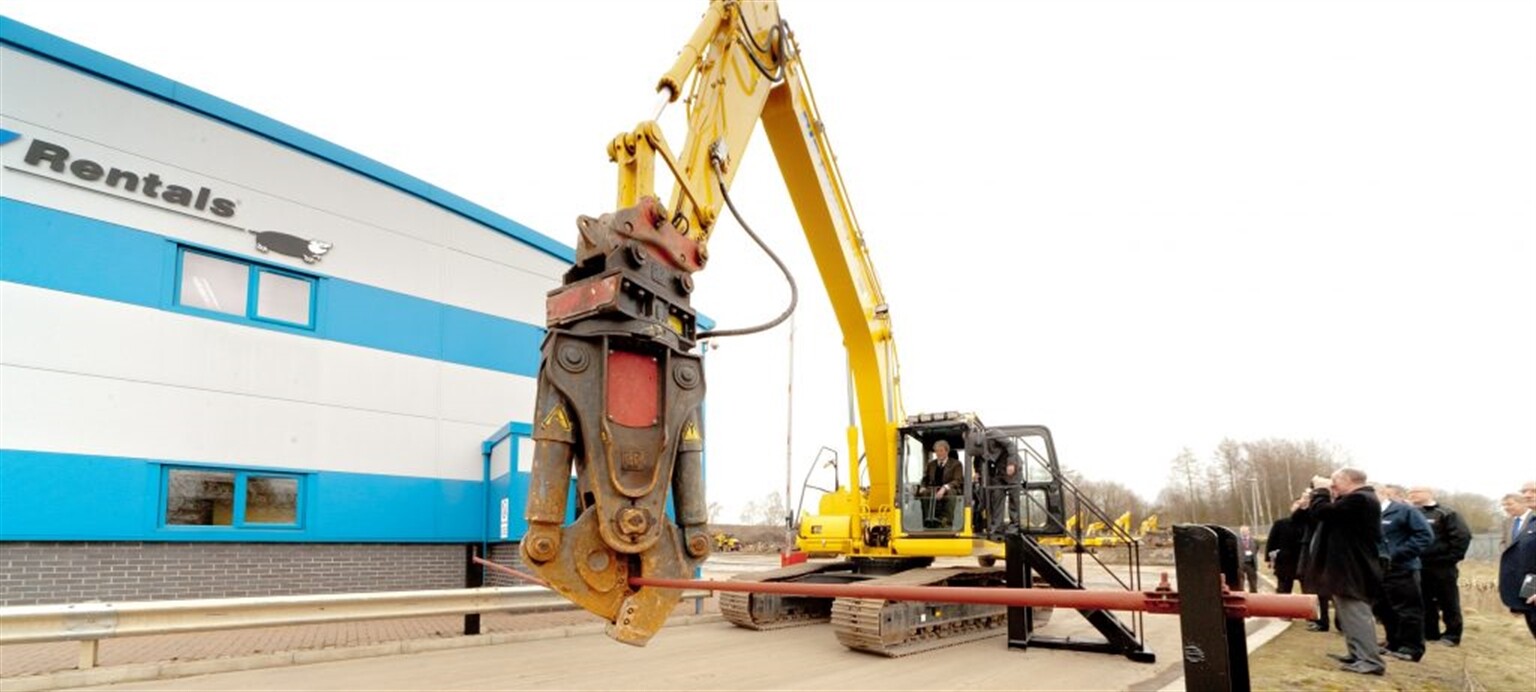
629, 574, 1317, 620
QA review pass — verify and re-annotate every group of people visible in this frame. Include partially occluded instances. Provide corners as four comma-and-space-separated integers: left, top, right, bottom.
1254, 471, 1536, 676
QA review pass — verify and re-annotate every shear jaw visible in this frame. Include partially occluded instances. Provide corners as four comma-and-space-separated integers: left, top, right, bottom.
525, 506, 695, 646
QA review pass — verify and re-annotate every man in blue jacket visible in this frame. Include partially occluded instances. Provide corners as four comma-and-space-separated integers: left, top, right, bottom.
1374, 484, 1435, 662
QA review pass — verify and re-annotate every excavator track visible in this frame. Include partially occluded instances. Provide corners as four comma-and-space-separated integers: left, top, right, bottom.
831, 567, 1052, 657
719, 560, 857, 630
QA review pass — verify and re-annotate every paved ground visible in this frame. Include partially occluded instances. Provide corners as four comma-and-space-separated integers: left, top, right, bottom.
77, 591, 1194, 691
3, 555, 1207, 690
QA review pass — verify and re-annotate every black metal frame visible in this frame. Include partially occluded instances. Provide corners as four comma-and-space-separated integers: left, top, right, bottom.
1004, 532, 1157, 662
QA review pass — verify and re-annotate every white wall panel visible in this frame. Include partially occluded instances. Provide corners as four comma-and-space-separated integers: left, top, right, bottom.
490, 436, 512, 479
2, 48, 566, 322
0, 364, 494, 480
1, 283, 533, 429
435, 420, 499, 480
442, 249, 558, 326
517, 436, 537, 474
437, 360, 534, 428
445, 221, 568, 283
1, 49, 450, 246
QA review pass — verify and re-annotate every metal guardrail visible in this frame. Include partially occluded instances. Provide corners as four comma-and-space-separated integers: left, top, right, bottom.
0, 587, 710, 669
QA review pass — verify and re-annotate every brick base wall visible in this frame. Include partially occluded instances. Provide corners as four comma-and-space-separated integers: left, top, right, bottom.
485, 542, 539, 587
0, 542, 475, 606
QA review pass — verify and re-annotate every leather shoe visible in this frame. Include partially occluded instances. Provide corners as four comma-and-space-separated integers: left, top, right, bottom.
1327, 653, 1357, 664
1340, 662, 1385, 676
1435, 639, 1459, 647
1384, 648, 1422, 662
1306, 622, 1329, 632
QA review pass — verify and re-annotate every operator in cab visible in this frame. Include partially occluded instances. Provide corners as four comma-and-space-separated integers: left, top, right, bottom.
920, 440, 963, 529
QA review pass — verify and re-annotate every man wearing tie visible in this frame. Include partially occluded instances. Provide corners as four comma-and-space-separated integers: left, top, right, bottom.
1499, 493, 1526, 552
1237, 525, 1260, 593
1498, 481, 1536, 640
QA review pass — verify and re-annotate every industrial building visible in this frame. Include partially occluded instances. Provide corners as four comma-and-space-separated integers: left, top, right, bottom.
0, 17, 578, 604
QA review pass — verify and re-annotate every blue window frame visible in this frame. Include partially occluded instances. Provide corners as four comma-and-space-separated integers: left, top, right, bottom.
161, 466, 306, 529
174, 247, 318, 329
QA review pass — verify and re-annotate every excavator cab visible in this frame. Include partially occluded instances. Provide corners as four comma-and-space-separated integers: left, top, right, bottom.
897, 423, 971, 534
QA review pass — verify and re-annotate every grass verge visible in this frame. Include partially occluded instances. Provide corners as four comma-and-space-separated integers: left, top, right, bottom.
1248, 561, 1530, 691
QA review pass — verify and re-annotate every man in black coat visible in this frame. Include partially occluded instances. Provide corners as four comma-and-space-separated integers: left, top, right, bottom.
1303, 468, 1386, 676
1292, 491, 1333, 631
1265, 515, 1302, 594
1408, 486, 1471, 646
1499, 481, 1536, 640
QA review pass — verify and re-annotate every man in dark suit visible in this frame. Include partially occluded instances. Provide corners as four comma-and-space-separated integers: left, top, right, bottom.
1409, 486, 1471, 646
1499, 481, 1536, 640
1374, 484, 1434, 662
920, 440, 963, 529
1265, 515, 1302, 594
1499, 493, 1526, 552
1237, 525, 1260, 593
1304, 468, 1386, 676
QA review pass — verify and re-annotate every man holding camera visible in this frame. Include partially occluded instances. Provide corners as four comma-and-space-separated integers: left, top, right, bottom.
1302, 469, 1386, 676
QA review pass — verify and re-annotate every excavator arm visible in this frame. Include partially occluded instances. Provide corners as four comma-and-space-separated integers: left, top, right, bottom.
522, 0, 901, 645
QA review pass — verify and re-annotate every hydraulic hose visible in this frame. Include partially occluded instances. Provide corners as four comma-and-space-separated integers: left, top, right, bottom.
696, 157, 798, 340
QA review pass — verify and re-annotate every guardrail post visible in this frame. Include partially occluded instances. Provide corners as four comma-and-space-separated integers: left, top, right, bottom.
78, 639, 99, 669
1173, 524, 1250, 692
465, 544, 483, 635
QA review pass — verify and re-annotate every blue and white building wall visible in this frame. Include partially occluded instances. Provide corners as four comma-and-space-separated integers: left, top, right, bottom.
0, 18, 569, 604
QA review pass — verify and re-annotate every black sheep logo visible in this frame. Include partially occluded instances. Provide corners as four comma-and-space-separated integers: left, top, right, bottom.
249, 230, 333, 263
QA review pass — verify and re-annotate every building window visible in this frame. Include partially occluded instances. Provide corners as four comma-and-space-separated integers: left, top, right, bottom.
163, 467, 304, 528
176, 248, 316, 328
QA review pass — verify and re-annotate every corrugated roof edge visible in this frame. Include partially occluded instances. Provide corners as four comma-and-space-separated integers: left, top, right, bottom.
0, 16, 576, 264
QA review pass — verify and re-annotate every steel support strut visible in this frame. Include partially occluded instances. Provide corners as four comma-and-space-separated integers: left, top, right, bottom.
1004, 532, 1156, 662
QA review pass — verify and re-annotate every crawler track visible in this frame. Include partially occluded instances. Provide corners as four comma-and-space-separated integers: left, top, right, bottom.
719, 560, 854, 630
831, 567, 1053, 657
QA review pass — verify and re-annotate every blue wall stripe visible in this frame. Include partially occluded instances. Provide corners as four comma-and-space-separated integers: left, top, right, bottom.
1, 198, 546, 378
0, 17, 576, 265
0, 198, 168, 307
0, 449, 498, 542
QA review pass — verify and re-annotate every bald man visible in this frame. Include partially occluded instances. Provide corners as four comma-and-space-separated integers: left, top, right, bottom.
1408, 486, 1470, 646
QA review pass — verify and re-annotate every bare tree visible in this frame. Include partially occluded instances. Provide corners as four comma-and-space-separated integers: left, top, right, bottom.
740, 492, 786, 525
1151, 439, 1345, 526
1437, 491, 1500, 534
1158, 448, 1204, 523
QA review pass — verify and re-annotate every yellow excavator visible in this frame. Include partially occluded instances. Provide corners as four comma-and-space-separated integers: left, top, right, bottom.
520, 0, 1145, 658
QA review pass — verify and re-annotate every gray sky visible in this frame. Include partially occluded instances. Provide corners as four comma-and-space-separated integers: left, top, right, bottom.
6, 0, 1533, 522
